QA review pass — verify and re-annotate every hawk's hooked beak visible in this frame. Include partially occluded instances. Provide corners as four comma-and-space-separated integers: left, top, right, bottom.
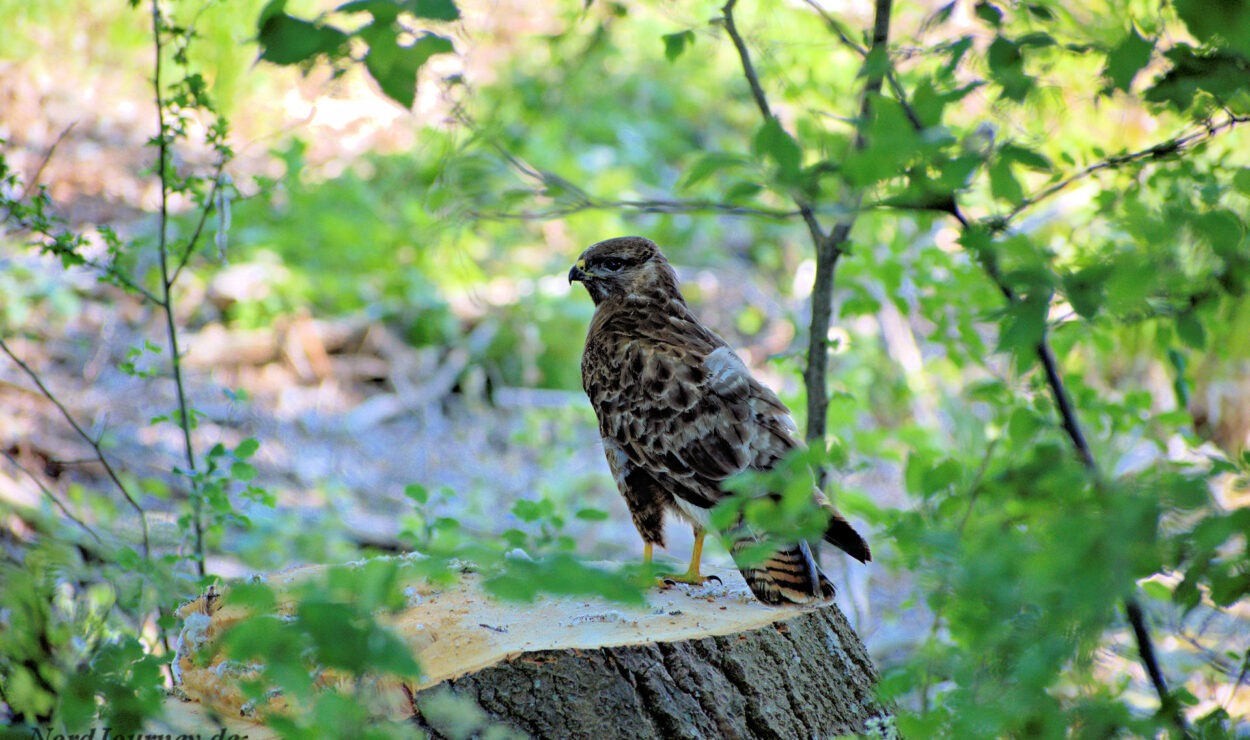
568, 258, 588, 284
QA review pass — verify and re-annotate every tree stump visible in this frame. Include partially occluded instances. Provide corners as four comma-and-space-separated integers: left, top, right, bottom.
170, 560, 891, 739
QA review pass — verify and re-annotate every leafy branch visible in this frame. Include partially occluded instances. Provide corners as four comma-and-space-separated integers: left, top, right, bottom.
149, 0, 206, 578
721, 0, 896, 445
791, 2, 1205, 729
865, 48, 1194, 740
993, 110, 1250, 231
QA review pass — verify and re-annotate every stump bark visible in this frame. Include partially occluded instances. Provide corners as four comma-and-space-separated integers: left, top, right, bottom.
171, 560, 891, 739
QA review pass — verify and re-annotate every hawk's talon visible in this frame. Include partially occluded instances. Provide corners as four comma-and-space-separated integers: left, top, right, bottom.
659, 572, 715, 588
707, 574, 723, 585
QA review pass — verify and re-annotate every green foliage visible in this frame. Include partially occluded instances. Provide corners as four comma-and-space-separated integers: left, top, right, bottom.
0, 541, 167, 734
5, 0, 1250, 735
209, 560, 424, 736
255, 0, 457, 108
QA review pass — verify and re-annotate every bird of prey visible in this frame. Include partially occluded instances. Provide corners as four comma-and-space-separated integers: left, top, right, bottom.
568, 236, 870, 605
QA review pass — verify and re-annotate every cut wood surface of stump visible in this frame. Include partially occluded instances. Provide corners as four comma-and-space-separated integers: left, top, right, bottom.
168, 558, 892, 739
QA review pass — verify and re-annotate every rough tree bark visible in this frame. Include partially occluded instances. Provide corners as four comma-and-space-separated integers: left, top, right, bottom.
170, 560, 891, 739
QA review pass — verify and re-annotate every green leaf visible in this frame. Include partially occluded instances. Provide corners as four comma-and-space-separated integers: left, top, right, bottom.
511, 498, 548, 523
1193, 209, 1245, 256
1176, 310, 1206, 350
1016, 32, 1055, 49
223, 580, 278, 612
1168, 348, 1191, 407
404, 483, 429, 504
1000, 143, 1051, 172
1174, 0, 1250, 58
1145, 46, 1250, 112
989, 157, 1024, 204
407, 0, 460, 21
338, 0, 460, 21
974, 1, 1003, 27
997, 292, 1049, 359
987, 36, 1033, 101
1061, 263, 1111, 319
1140, 579, 1171, 602
338, 0, 400, 22
231, 461, 258, 481
679, 152, 748, 190
752, 117, 802, 185
1234, 168, 1250, 195
662, 30, 695, 63
574, 507, 610, 521
1103, 26, 1154, 93
1007, 407, 1041, 444
235, 438, 260, 459
257, 12, 349, 65
724, 181, 763, 201
361, 29, 455, 108
1025, 4, 1055, 21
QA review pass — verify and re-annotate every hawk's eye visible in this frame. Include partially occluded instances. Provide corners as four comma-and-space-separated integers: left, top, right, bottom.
601, 257, 626, 271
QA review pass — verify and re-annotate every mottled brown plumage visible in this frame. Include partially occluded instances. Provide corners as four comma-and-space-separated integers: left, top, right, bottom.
569, 236, 870, 605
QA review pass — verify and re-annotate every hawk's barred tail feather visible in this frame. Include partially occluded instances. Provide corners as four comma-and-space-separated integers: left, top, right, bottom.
824, 508, 872, 564
732, 539, 836, 606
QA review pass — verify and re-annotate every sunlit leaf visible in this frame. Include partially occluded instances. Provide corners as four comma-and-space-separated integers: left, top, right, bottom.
752, 117, 802, 185
1103, 26, 1154, 93
257, 11, 348, 66
679, 152, 748, 191
1176, 310, 1206, 350
989, 157, 1024, 203
661, 30, 694, 63
360, 29, 454, 108
1174, 0, 1250, 58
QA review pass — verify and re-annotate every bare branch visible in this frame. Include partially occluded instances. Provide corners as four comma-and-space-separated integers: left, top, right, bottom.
18, 123, 78, 202
1, 448, 105, 546
721, 0, 773, 120
1126, 598, 1189, 735
0, 337, 149, 557
471, 198, 804, 222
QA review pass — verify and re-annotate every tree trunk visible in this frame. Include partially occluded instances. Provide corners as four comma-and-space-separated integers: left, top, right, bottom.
413, 604, 887, 739
171, 561, 891, 739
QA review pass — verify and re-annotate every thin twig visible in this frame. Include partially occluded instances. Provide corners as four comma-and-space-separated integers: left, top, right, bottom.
1, 448, 105, 546
470, 198, 804, 221
19, 123, 78, 202
722, 0, 773, 120
0, 337, 150, 557
801, 0, 925, 131
150, 0, 205, 577
84, 256, 164, 305
995, 113, 1250, 231
452, 103, 817, 223
1126, 598, 1188, 733
169, 157, 228, 285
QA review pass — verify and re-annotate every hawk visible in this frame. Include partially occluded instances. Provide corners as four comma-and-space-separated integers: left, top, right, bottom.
569, 236, 870, 605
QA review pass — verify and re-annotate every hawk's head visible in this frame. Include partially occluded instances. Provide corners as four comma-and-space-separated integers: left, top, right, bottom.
568, 236, 683, 307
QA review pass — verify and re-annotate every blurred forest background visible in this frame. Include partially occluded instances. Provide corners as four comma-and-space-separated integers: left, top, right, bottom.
2, 0, 1249, 736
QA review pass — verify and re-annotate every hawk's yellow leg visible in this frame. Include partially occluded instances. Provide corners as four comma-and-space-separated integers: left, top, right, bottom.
658, 529, 715, 586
